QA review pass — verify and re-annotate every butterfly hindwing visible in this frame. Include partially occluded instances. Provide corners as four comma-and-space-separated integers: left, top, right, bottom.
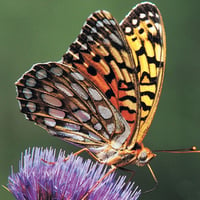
16, 62, 130, 151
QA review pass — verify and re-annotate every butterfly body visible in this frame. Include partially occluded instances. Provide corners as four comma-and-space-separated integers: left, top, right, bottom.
94, 142, 155, 167
16, 2, 165, 169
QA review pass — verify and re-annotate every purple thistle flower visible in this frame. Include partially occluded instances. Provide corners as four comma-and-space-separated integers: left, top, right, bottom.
8, 147, 141, 200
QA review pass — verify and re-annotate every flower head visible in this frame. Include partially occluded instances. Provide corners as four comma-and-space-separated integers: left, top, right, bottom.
8, 147, 141, 200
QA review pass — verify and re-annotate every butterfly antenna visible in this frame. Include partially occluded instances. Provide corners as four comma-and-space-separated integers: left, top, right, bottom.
143, 164, 158, 194
154, 146, 200, 153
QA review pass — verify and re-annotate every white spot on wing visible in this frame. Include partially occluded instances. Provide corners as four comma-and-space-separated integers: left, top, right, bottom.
148, 11, 154, 17
23, 88, 32, 99
26, 102, 36, 112
155, 23, 161, 30
125, 26, 132, 34
88, 131, 101, 141
65, 123, 80, 131
41, 94, 62, 107
110, 19, 116, 26
109, 33, 123, 46
87, 35, 93, 42
94, 122, 102, 131
44, 118, 56, 127
96, 20, 104, 27
91, 27, 97, 33
50, 67, 63, 76
155, 13, 159, 18
103, 18, 110, 25
88, 87, 102, 101
107, 123, 115, 134
132, 18, 138, 25
139, 13, 146, 19
43, 85, 54, 92
74, 110, 91, 122
49, 108, 65, 119
98, 105, 112, 119
26, 78, 36, 87
36, 69, 47, 79
71, 83, 88, 100
55, 82, 73, 97
71, 72, 84, 81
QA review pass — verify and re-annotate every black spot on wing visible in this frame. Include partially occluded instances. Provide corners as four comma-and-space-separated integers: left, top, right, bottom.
87, 66, 97, 76
105, 89, 115, 99
119, 96, 136, 103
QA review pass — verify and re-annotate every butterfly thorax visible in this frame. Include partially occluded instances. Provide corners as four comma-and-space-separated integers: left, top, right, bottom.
95, 143, 156, 167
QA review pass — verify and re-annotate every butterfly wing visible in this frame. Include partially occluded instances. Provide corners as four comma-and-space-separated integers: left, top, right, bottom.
16, 2, 166, 155
120, 2, 166, 146
62, 10, 140, 142
16, 62, 130, 152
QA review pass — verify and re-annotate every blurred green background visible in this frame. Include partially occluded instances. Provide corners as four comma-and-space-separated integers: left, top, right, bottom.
1, 0, 200, 199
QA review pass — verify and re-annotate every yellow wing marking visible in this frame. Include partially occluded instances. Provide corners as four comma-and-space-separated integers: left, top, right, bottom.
120, 2, 166, 146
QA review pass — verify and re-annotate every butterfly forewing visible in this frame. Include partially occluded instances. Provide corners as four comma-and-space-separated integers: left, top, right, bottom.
63, 10, 140, 140
16, 62, 131, 152
120, 2, 166, 145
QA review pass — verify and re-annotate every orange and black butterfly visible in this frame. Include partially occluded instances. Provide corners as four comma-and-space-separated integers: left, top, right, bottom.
16, 2, 166, 173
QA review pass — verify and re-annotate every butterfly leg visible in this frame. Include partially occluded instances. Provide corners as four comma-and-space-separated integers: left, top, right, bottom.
64, 148, 104, 164
120, 164, 158, 194
119, 167, 135, 180
64, 148, 118, 199
81, 165, 117, 200
41, 148, 102, 165
142, 164, 158, 194
119, 164, 158, 194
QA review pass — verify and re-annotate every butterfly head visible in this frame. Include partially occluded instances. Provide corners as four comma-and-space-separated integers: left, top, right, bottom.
135, 144, 156, 167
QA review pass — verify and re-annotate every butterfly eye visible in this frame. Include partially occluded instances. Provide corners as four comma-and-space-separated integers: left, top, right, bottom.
138, 151, 148, 162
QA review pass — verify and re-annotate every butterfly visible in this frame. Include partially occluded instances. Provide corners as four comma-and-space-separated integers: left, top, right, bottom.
16, 2, 165, 171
